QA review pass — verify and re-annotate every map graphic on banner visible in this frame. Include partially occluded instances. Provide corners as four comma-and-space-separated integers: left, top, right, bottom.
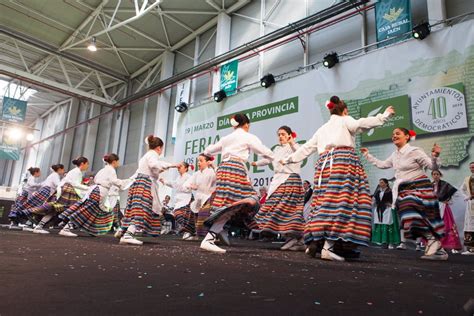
220, 60, 238, 96
2, 96, 27, 123
375, 0, 412, 47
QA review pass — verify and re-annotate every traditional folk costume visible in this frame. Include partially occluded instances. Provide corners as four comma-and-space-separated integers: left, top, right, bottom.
119, 150, 176, 245
365, 144, 443, 241
19, 171, 61, 218
31, 167, 89, 233
162, 173, 193, 238
201, 127, 274, 253
432, 179, 462, 250
282, 110, 392, 257
31, 167, 89, 216
371, 186, 401, 246
59, 164, 129, 237
9, 175, 41, 222
182, 167, 216, 238
460, 176, 474, 255
254, 143, 305, 243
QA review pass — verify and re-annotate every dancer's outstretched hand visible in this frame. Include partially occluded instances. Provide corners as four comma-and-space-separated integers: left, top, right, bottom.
385, 106, 395, 116
251, 162, 257, 166
360, 148, 369, 155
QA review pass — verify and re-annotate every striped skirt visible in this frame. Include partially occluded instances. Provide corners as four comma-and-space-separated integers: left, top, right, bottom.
396, 176, 445, 240
31, 183, 81, 216
305, 147, 372, 246
205, 159, 258, 227
8, 190, 29, 219
174, 205, 195, 234
65, 187, 115, 236
22, 187, 53, 213
121, 174, 161, 237
196, 194, 215, 237
255, 173, 305, 236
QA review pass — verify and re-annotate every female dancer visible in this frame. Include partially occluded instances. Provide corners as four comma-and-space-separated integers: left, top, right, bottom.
432, 170, 462, 252
371, 178, 400, 249
160, 162, 193, 240
253, 126, 305, 251
282, 96, 394, 261
29, 157, 90, 232
58, 154, 129, 237
8, 167, 41, 227
460, 162, 474, 255
362, 128, 446, 260
201, 113, 274, 253
118, 135, 179, 245
182, 153, 216, 239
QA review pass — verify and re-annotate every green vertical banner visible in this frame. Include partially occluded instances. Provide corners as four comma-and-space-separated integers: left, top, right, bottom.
220, 60, 239, 96
2, 96, 27, 123
375, 0, 412, 47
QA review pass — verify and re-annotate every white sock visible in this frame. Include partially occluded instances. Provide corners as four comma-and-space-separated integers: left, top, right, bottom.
324, 240, 335, 250
127, 225, 136, 235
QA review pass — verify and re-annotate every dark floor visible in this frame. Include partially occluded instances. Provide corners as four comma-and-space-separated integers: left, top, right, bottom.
0, 228, 473, 316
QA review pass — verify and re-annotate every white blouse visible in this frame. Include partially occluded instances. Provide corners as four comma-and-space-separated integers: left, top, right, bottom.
23, 176, 41, 194
183, 167, 216, 213
136, 150, 176, 179
283, 111, 392, 163
204, 127, 274, 162
256, 143, 301, 197
60, 167, 89, 197
163, 173, 192, 209
41, 172, 61, 190
94, 165, 129, 192
364, 144, 440, 182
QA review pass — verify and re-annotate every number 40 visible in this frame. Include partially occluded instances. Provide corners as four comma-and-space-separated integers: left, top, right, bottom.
428, 96, 447, 119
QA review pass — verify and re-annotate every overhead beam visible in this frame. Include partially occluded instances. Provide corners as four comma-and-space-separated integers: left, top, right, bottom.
123, 0, 369, 106
0, 26, 128, 82
0, 64, 114, 107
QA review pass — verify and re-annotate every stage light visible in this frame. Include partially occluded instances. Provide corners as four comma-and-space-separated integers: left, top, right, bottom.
260, 74, 275, 88
26, 133, 35, 141
412, 22, 431, 40
87, 37, 97, 52
323, 52, 339, 69
213, 90, 227, 103
175, 102, 188, 113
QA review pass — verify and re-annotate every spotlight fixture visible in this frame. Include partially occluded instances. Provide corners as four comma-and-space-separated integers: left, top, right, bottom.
323, 52, 339, 69
6, 127, 23, 141
412, 22, 431, 40
175, 102, 188, 113
87, 36, 97, 52
213, 90, 227, 103
26, 133, 35, 142
260, 74, 275, 88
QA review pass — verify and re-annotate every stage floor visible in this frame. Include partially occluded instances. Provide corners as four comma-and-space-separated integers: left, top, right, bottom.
0, 228, 473, 315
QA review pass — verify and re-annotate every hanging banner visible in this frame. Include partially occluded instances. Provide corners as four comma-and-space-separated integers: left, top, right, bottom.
0, 144, 20, 160
2, 96, 27, 123
220, 60, 239, 96
175, 80, 191, 106
375, 0, 412, 46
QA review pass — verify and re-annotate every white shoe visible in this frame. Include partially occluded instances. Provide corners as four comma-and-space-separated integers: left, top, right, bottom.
59, 228, 78, 237
388, 244, 395, 250
280, 238, 298, 250
33, 227, 50, 234
425, 239, 442, 256
119, 234, 143, 245
183, 234, 199, 241
22, 226, 35, 232
396, 243, 407, 250
288, 242, 306, 252
182, 232, 191, 240
200, 238, 226, 254
461, 250, 474, 255
114, 230, 124, 239
421, 249, 449, 261
321, 247, 345, 262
